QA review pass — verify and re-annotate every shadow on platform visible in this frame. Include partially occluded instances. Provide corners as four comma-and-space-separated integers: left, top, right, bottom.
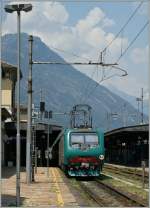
2, 166, 26, 179
2, 194, 26, 207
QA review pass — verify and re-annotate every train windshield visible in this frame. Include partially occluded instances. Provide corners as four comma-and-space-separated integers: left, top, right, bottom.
70, 133, 98, 149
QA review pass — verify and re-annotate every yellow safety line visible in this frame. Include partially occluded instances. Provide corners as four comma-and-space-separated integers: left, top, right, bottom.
55, 168, 62, 180
51, 168, 64, 206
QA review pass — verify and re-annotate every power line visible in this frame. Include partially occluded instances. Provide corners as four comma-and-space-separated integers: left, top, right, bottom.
84, 3, 148, 103
82, 69, 119, 103
80, 55, 101, 103
81, 1, 145, 103
81, 50, 110, 103
31, 35, 125, 111
50, 45, 90, 61
82, 63, 128, 103
117, 20, 149, 62
102, 0, 144, 53
81, 67, 98, 103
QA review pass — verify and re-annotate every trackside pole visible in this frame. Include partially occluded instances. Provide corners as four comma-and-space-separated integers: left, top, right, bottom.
26, 35, 33, 184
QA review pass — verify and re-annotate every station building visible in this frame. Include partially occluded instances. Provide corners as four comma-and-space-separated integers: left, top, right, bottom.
4, 120, 62, 167
1, 61, 19, 166
1, 61, 62, 167
104, 124, 149, 167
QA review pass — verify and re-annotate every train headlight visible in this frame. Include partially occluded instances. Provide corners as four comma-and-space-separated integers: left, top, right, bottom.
99, 155, 104, 160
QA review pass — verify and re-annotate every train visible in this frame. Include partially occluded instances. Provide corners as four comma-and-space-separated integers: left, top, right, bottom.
58, 128, 105, 177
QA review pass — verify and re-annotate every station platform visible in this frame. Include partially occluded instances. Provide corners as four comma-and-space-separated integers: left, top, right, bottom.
2, 167, 94, 207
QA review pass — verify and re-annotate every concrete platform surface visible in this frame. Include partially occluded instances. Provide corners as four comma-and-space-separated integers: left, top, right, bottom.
2, 167, 94, 207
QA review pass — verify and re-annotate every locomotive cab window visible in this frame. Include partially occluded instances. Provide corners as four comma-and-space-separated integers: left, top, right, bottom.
71, 134, 84, 148
85, 134, 98, 148
70, 133, 99, 149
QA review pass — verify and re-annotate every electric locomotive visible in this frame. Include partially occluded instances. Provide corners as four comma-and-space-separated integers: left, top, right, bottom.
58, 128, 104, 177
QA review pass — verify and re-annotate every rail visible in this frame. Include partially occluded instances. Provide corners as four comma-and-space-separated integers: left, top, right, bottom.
95, 178, 148, 207
77, 179, 148, 207
103, 164, 149, 182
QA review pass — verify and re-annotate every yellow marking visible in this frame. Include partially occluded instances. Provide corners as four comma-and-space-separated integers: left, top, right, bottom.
51, 168, 64, 206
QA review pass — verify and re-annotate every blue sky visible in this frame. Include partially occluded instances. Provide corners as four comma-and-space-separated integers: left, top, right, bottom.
1, 0, 149, 99
64, 1, 148, 45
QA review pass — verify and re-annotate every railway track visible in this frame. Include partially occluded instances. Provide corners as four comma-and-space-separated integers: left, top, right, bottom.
103, 165, 149, 183
77, 179, 148, 207
96, 178, 148, 207
77, 180, 121, 207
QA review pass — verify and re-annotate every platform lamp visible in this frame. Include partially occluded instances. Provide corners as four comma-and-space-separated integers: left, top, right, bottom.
4, 4, 32, 207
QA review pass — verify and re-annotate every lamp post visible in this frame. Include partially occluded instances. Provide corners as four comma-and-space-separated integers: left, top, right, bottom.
4, 4, 32, 206
26, 35, 33, 184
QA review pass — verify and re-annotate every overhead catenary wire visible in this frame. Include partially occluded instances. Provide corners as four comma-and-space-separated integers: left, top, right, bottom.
80, 55, 101, 104
81, 63, 128, 103
102, 0, 144, 53
82, 67, 120, 103
80, 50, 111, 104
82, 7, 148, 103
83, 51, 107, 102
120, 30, 124, 56
80, 67, 98, 103
81, 1, 144, 104
116, 20, 149, 62
84, 18, 148, 103
25, 0, 146, 114
50, 45, 90, 61
84, 21, 149, 102
84, 25, 149, 104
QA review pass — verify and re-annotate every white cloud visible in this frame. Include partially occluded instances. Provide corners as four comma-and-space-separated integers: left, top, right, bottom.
76, 7, 114, 37
85, 27, 106, 48
2, 2, 69, 34
2, 2, 129, 82
3, 2, 148, 97
75, 8, 105, 38
104, 34, 128, 62
2, 3, 122, 58
130, 46, 148, 64
85, 7, 105, 28
42, 2, 69, 24
102, 17, 115, 28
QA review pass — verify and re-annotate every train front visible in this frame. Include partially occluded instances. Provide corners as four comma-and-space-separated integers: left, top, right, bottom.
64, 129, 105, 177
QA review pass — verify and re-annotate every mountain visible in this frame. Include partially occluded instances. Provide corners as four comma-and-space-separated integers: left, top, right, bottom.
2, 33, 146, 130
107, 84, 149, 116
